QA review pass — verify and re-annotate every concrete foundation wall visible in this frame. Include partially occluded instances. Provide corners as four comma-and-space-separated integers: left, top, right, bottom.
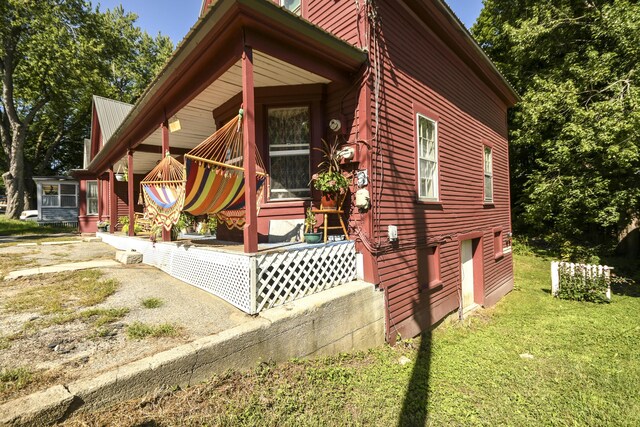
0, 281, 384, 426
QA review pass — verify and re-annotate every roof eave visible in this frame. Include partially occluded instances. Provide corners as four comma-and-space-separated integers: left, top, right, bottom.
87, 0, 366, 175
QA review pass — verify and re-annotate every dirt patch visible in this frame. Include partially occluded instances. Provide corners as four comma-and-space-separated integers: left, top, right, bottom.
0, 240, 252, 403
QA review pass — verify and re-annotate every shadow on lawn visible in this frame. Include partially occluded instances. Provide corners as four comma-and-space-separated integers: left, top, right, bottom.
399, 327, 432, 426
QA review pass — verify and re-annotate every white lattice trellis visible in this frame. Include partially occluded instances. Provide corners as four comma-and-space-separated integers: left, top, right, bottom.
98, 234, 356, 314
169, 247, 252, 311
253, 242, 356, 312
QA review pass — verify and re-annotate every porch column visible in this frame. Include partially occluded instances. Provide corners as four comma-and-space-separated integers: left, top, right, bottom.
161, 121, 171, 242
127, 150, 135, 236
242, 45, 258, 253
108, 166, 116, 234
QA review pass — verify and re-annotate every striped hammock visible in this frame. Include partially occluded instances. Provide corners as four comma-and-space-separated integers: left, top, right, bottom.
183, 112, 267, 229
140, 155, 185, 231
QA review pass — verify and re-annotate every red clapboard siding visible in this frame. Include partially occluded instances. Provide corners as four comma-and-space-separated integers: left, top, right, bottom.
358, 2, 514, 340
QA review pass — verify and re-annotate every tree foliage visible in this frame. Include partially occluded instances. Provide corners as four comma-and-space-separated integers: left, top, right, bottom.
472, 0, 640, 256
0, 0, 172, 217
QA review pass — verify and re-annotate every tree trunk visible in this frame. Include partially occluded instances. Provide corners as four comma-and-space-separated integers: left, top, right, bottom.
23, 162, 36, 210
4, 128, 26, 218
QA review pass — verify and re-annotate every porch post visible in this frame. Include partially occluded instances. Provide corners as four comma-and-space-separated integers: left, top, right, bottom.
161, 121, 171, 242
127, 150, 135, 236
108, 166, 116, 234
242, 45, 258, 253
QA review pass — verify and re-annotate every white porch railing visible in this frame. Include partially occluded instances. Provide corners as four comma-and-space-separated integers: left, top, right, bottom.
550, 261, 612, 301
99, 233, 356, 314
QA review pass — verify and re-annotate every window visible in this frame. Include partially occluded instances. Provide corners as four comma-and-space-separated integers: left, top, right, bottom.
267, 106, 311, 200
418, 245, 442, 290
493, 228, 503, 259
417, 114, 438, 201
41, 183, 77, 208
281, 0, 301, 15
42, 185, 59, 207
60, 184, 77, 207
87, 181, 98, 215
484, 146, 493, 202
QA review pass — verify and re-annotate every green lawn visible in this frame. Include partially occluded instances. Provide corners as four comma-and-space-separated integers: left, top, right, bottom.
0, 216, 76, 236
64, 253, 640, 426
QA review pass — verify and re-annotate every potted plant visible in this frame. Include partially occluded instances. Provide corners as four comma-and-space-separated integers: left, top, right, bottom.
96, 220, 109, 232
114, 164, 127, 182
303, 206, 322, 243
176, 212, 195, 234
311, 138, 350, 208
118, 216, 129, 233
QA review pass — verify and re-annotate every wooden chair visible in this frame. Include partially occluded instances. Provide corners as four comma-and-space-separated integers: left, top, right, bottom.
134, 212, 153, 234
307, 193, 349, 243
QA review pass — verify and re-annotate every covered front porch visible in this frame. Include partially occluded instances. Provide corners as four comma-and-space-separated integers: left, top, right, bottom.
89, 0, 367, 253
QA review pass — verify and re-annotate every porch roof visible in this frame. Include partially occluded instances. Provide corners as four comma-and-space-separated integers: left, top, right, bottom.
87, 0, 367, 175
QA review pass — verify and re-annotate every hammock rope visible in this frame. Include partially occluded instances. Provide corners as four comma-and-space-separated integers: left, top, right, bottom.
140, 154, 185, 231
183, 112, 267, 229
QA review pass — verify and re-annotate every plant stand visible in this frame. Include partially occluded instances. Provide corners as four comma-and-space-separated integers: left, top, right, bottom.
308, 207, 349, 243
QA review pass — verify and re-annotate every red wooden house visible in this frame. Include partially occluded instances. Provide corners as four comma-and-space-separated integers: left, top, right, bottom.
73, 0, 518, 343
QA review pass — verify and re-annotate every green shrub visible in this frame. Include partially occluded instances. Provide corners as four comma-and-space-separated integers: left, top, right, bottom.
557, 264, 610, 303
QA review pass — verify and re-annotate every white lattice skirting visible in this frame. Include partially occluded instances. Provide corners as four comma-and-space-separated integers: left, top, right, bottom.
98, 233, 356, 314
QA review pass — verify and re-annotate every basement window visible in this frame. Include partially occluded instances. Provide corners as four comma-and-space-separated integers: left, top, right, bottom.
493, 228, 503, 260
418, 245, 442, 291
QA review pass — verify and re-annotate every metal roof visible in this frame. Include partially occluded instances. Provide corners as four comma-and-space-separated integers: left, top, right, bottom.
92, 95, 133, 143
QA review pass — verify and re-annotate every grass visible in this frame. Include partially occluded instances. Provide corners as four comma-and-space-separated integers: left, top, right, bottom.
126, 322, 180, 340
63, 252, 640, 426
0, 216, 75, 236
141, 297, 164, 309
4, 270, 118, 315
0, 367, 33, 396
0, 252, 35, 276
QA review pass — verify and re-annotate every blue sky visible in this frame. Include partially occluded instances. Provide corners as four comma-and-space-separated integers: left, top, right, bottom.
92, 0, 484, 45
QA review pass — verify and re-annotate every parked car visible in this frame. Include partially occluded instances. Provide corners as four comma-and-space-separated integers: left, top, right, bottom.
19, 210, 38, 221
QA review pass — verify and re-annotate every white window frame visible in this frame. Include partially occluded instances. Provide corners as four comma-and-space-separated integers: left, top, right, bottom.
416, 113, 439, 201
267, 106, 311, 201
484, 146, 493, 203
41, 183, 78, 208
280, 0, 301, 15
87, 181, 98, 215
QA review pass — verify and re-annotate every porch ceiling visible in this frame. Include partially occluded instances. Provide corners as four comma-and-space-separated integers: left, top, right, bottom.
121, 50, 330, 174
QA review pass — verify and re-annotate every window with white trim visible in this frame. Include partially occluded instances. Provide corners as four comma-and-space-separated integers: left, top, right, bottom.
484, 146, 493, 202
280, 0, 301, 15
87, 181, 98, 215
42, 183, 77, 208
267, 106, 310, 200
417, 114, 438, 201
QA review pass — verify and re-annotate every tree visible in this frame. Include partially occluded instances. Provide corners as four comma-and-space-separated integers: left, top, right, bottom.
472, 0, 640, 256
0, 1, 172, 218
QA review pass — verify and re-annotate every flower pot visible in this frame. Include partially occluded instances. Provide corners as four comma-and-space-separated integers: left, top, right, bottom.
321, 192, 339, 209
304, 232, 323, 244
97, 225, 108, 232
115, 173, 125, 182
